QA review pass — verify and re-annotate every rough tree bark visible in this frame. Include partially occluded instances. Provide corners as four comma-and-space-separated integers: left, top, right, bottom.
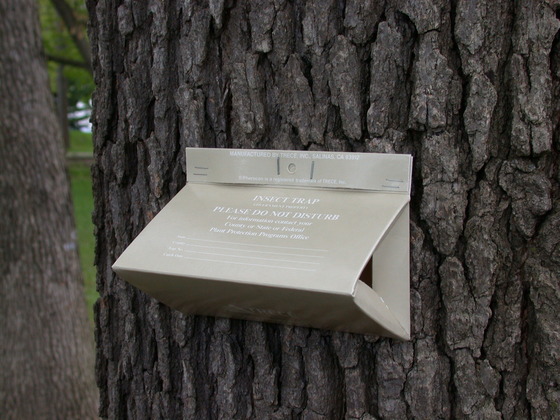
87, 0, 560, 418
0, 0, 97, 418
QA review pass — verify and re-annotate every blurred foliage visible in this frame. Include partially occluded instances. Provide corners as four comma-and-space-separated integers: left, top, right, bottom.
39, 0, 93, 114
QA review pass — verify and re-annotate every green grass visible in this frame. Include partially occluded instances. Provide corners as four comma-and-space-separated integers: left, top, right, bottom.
68, 130, 97, 323
68, 129, 94, 153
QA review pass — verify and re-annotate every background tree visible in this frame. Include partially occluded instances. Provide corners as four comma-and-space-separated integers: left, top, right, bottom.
0, 0, 97, 418
88, 0, 560, 418
47, 0, 92, 71
40, 0, 93, 144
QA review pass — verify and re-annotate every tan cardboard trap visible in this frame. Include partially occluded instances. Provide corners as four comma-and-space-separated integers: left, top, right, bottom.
113, 148, 413, 339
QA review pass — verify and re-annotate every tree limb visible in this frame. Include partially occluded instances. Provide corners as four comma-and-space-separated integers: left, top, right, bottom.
49, 0, 92, 74
46, 53, 90, 70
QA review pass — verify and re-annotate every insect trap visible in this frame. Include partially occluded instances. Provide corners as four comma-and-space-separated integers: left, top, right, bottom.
113, 148, 413, 340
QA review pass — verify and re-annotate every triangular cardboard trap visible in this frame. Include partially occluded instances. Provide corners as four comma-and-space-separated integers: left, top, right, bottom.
113, 148, 413, 340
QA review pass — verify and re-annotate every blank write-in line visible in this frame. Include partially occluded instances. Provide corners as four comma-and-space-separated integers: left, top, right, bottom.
172, 255, 317, 272
172, 242, 326, 259
178, 249, 320, 265
178, 236, 328, 253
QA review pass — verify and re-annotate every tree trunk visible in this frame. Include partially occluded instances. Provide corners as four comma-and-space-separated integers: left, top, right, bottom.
0, 0, 97, 418
87, 0, 560, 418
